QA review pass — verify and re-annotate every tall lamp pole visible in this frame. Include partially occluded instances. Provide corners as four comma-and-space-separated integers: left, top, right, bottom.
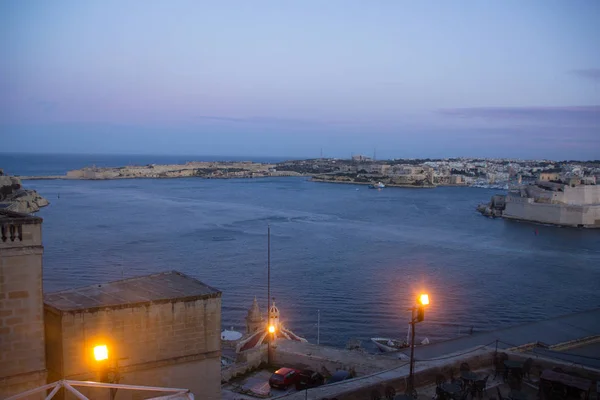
93, 345, 120, 400
406, 294, 429, 398
267, 224, 270, 318
267, 225, 272, 365
268, 324, 275, 365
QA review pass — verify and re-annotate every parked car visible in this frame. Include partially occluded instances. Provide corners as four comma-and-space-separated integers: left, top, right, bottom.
269, 367, 301, 389
327, 370, 353, 383
295, 369, 325, 390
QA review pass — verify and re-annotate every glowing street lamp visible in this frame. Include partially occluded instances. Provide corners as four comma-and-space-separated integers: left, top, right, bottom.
406, 293, 430, 398
93, 345, 108, 362
267, 324, 276, 365
92, 344, 120, 400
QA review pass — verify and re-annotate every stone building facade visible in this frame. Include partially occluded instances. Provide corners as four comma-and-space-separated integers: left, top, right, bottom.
0, 211, 47, 399
44, 271, 222, 399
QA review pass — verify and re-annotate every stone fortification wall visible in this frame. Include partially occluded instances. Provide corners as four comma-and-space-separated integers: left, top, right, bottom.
504, 199, 600, 227
45, 296, 221, 399
560, 185, 600, 205
520, 184, 600, 206
0, 213, 46, 399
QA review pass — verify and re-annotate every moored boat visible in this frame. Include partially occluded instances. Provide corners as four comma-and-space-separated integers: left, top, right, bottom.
371, 337, 408, 352
368, 182, 386, 189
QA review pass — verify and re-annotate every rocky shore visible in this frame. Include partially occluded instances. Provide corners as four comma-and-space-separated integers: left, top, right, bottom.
0, 170, 49, 213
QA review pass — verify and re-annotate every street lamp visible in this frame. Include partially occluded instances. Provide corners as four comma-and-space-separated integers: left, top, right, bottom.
406, 293, 430, 398
92, 344, 120, 400
267, 324, 276, 365
93, 345, 108, 362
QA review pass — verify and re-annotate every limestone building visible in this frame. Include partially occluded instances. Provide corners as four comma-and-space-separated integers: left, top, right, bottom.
0, 211, 47, 398
44, 271, 222, 399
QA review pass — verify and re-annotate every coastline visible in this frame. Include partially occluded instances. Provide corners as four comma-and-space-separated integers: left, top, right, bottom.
19, 173, 310, 181
310, 177, 437, 189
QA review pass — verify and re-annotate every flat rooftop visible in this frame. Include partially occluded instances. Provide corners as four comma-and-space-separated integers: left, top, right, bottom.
44, 270, 221, 312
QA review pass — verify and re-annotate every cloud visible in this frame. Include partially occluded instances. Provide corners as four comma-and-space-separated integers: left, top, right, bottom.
196, 115, 325, 127
437, 106, 600, 127
570, 68, 600, 81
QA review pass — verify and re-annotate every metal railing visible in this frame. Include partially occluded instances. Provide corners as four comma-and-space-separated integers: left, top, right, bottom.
6, 379, 194, 400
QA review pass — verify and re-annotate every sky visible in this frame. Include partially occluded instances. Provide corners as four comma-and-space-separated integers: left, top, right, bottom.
1, 0, 599, 160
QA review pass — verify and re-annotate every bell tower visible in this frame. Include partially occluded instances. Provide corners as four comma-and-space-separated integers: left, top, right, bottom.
245, 297, 264, 334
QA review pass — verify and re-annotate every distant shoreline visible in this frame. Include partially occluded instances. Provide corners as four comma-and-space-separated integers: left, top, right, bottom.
19, 174, 311, 181
310, 177, 437, 189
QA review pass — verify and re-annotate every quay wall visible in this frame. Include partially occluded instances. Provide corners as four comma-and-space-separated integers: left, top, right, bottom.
221, 345, 267, 382
273, 341, 402, 377
503, 200, 600, 227
280, 347, 494, 400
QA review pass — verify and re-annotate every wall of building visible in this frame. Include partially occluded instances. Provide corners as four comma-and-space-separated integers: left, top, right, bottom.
62, 357, 221, 400
45, 296, 221, 399
504, 200, 600, 227
0, 216, 47, 399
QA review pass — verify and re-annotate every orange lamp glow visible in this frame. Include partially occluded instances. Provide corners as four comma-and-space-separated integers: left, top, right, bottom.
268, 325, 275, 334
419, 294, 430, 306
93, 345, 108, 361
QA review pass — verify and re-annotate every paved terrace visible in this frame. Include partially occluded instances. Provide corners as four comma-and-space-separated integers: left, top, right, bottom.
269, 308, 600, 399
394, 308, 600, 361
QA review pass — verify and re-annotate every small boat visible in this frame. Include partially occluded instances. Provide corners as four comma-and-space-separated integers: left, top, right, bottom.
368, 182, 386, 189
371, 337, 409, 352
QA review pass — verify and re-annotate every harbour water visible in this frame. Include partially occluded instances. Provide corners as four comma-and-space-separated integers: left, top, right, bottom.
3, 153, 600, 349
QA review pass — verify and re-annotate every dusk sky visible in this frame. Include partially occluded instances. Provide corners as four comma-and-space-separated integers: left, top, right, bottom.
1, 1, 599, 160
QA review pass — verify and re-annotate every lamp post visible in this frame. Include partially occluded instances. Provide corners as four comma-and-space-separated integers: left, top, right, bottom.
406, 293, 429, 398
268, 324, 276, 365
93, 344, 120, 400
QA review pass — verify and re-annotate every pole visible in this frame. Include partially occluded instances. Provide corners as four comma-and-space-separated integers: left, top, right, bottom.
268, 331, 272, 366
267, 224, 271, 321
407, 309, 416, 397
267, 224, 271, 365
317, 309, 320, 345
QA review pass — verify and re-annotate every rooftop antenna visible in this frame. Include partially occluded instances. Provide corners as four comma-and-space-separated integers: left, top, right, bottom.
320, 148, 323, 159
373, 148, 377, 161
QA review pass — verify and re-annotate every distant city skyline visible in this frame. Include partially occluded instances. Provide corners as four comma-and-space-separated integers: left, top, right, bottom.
1, 1, 599, 160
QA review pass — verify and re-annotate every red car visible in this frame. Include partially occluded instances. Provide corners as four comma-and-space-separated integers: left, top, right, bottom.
269, 367, 301, 389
